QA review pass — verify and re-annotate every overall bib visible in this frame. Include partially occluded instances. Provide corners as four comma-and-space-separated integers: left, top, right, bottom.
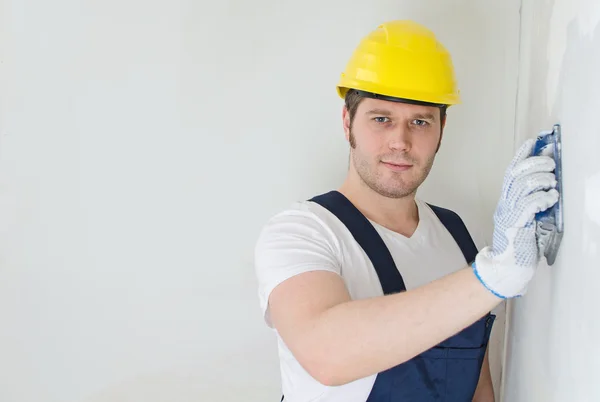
280, 191, 495, 402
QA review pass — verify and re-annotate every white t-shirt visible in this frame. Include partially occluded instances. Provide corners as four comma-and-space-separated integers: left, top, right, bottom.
254, 196, 472, 402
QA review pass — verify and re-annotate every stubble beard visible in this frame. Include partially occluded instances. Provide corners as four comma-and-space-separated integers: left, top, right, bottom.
349, 130, 436, 199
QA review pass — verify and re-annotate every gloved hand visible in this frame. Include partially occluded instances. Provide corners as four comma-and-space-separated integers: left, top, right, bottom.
473, 139, 560, 298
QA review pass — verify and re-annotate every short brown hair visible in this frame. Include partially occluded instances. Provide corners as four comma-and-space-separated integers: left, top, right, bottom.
344, 89, 366, 131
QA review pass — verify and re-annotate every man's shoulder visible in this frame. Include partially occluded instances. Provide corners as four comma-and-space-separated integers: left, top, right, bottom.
255, 197, 344, 248
260, 198, 333, 227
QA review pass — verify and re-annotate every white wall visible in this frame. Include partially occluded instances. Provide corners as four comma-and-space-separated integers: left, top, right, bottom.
0, 1, 521, 401
501, 0, 600, 401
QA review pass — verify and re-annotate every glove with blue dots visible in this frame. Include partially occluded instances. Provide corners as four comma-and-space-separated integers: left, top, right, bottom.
473, 139, 560, 299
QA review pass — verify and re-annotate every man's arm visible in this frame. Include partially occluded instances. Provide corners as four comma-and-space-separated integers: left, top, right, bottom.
262, 139, 558, 387
472, 345, 495, 402
269, 267, 500, 386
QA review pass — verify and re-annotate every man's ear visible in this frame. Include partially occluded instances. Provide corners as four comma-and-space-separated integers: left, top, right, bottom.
436, 115, 447, 153
342, 106, 351, 141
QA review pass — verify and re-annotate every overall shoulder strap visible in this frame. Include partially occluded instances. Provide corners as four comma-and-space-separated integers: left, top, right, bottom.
309, 191, 407, 294
427, 204, 479, 264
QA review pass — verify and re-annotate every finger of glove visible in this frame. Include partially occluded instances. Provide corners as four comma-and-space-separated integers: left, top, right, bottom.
511, 172, 558, 202
500, 140, 538, 195
514, 189, 560, 227
500, 156, 556, 201
507, 139, 536, 171
511, 155, 556, 178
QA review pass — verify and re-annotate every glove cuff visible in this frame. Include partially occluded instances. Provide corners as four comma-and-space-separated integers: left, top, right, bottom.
472, 248, 531, 299
472, 260, 508, 299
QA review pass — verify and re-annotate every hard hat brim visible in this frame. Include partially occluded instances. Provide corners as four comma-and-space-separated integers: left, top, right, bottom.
337, 79, 461, 106
346, 89, 451, 108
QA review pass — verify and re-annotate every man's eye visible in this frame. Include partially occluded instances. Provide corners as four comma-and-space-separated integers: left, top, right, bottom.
413, 119, 429, 126
374, 117, 390, 123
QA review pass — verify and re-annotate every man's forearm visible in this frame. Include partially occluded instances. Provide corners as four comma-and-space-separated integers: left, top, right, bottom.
291, 266, 501, 386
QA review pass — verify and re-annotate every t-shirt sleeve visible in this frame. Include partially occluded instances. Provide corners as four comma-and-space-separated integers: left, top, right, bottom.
254, 207, 341, 328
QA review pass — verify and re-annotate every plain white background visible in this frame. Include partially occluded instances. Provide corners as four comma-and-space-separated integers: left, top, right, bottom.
5, 0, 595, 401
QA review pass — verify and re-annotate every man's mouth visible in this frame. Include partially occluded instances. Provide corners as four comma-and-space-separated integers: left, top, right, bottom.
381, 161, 413, 171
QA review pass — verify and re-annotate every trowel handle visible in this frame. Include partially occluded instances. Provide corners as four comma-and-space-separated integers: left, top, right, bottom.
530, 126, 561, 225
531, 131, 555, 157
531, 131, 554, 222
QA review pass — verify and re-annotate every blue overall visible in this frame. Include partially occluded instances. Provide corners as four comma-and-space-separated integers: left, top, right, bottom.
304, 191, 496, 402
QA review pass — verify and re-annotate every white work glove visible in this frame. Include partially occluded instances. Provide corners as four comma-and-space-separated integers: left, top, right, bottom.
473, 139, 560, 298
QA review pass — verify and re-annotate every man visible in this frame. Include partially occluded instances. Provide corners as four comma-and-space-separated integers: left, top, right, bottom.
254, 20, 559, 402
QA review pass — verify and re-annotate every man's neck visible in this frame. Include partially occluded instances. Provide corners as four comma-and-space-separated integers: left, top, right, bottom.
338, 178, 420, 238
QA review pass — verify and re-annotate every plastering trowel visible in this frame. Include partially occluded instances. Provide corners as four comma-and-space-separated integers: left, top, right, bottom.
531, 124, 564, 265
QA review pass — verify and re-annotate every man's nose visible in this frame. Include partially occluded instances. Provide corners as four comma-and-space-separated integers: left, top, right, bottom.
388, 126, 411, 152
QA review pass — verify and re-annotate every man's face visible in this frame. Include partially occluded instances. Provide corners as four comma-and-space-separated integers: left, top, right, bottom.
344, 97, 445, 199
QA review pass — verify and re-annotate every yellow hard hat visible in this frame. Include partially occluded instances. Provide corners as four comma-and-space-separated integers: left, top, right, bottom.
336, 20, 460, 106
